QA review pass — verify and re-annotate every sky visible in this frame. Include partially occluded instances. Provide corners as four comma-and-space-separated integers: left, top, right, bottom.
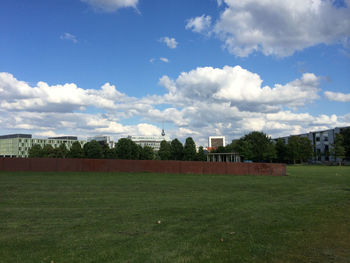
0, 0, 350, 146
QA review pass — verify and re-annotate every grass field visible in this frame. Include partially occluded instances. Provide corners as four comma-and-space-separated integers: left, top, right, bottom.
1, 166, 350, 263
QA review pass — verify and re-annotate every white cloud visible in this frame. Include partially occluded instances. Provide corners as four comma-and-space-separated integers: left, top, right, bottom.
81, 0, 138, 12
0, 72, 128, 112
185, 15, 212, 34
160, 37, 178, 49
1, 69, 348, 145
60, 33, 78, 43
160, 65, 320, 111
324, 91, 350, 102
159, 57, 169, 63
188, 0, 350, 57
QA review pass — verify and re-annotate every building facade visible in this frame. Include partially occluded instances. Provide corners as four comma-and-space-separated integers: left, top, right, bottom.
128, 135, 171, 151
275, 126, 349, 162
207, 136, 226, 151
87, 135, 115, 148
0, 134, 86, 158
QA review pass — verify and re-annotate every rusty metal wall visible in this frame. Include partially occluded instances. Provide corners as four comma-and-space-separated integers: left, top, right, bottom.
0, 158, 286, 176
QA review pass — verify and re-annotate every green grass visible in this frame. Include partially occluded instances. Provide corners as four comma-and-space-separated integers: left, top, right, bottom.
0, 166, 350, 263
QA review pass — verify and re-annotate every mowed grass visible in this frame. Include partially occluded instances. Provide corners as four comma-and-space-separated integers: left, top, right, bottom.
0, 166, 350, 263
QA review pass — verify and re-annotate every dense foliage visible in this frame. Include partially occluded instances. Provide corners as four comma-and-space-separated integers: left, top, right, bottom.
27, 129, 349, 163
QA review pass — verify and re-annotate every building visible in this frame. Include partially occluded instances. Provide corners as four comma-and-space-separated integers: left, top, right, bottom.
208, 136, 225, 151
87, 135, 115, 148
0, 134, 86, 158
274, 126, 349, 162
207, 152, 241, 163
128, 135, 171, 151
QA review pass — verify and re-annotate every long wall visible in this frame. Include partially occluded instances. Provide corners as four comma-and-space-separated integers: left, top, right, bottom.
0, 158, 286, 176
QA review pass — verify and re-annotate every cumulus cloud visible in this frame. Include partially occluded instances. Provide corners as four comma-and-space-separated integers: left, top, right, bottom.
1, 68, 348, 145
159, 65, 320, 111
324, 91, 350, 102
81, 0, 138, 12
185, 15, 212, 34
0, 72, 128, 112
187, 0, 350, 57
160, 37, 178, 49
60, 33, 78, 43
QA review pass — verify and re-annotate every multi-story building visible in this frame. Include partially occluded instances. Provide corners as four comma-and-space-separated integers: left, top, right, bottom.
208, 136, 226, 151
275, 126, 349, 162
87, 135, 115, 148
0, 134, 86, 158
128, 135, 171, 151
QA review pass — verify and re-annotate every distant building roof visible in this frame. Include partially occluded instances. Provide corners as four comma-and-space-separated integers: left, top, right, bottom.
48, 136, 78, 140
0, 134, 32, 139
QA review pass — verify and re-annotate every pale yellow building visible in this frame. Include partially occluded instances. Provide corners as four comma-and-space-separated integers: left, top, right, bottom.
0, 134, 86, 158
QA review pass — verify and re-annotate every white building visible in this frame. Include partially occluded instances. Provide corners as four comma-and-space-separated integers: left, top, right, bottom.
88, 135, 115, 148
0, 134, 86, 158
208, 136, 226, 149
128, 135, 171, 151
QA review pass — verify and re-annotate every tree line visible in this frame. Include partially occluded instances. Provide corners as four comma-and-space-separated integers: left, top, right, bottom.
214, 129, 349, 164
28, 128, 350, 163
28, 137, 207, 161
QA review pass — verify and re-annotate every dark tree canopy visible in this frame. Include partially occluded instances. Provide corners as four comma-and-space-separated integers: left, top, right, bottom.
170, 139, 183, 160
101, 143, 117, 159
196, 146, 206, 161
158, 140, 171, 160
115, 138, 139, 160
140, 145, 155, 160
275, 138, 288, 163
28, 144, 44, 158
298, 137, 313, 163
287, 136, 300, 164
52, 143, 68, 158
236, 131, 275, 162
286, 136, 313, 164
68, 141, 85, 158
183, 137, 197, 161
83, 140, 104, 159
331, 133, 345, 163
340, 128, 350, 159
42, 144, 54, 158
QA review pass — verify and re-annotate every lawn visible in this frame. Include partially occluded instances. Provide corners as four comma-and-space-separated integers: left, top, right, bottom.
0, 166, 350, 263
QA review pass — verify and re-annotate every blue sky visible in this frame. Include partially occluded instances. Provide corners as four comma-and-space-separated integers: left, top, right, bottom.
0, 0, 349, 146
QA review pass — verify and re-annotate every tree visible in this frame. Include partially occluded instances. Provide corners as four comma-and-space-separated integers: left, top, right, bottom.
42, 144, 54, 158
140, 146, 155, 160
52, 143, 68, 158
183, 137, 196, 161
196, 146, 206, 161
28, 144, 43, 158
115, 138, 139, 160
287, 136, 312, 164
238, 140, 254, 161
67, 141, 84, 158
102, 143, 117, 159
83, 140, 104, 159
236, 131, 275, 162
298, 137, 313, 163
340, 128, 350, 159
331, 133, 345, 165
275, 138, 288, 163
287, 136, 300, 164
170, 139, 183, 160
158, 140, 171, 160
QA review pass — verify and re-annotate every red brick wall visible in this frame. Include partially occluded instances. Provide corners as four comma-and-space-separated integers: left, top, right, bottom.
0, 158, 286, 176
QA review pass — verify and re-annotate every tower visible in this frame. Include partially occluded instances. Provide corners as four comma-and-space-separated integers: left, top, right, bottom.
161, 121, 165, 136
